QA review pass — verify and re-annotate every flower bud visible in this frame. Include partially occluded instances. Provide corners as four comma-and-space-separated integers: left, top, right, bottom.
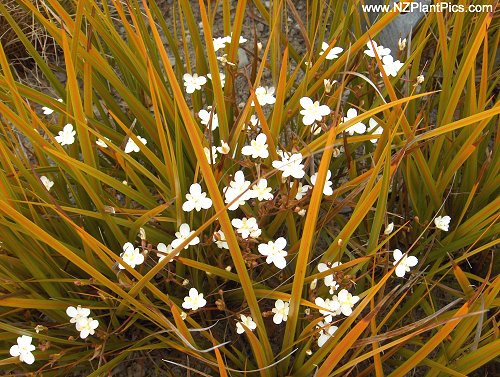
324, 79, 333, 93
398, 38, 407, 51
384, 222, 394, 235
310, 278, 318, 290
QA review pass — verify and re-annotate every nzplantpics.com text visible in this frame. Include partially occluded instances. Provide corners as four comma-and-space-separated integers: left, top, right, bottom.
362, 2, 494, 13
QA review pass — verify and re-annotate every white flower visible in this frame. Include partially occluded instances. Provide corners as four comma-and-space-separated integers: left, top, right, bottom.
416, 74, 425, 84
319, 42, 344, 60
291, 182, 310, 200
226, 33, 247, 44
298, 208, 306, 216
317, 321, 338, 347
213, 36, 229, 51
199, 109, 219, 130
183, 73, 207, 94
55, 123, 76, 146
364, 41, 391, 58
213, 230, 229, 249
204, 146, 218, 164
182, 288, 207, 311
272, 151, 305, 179
272, 299, 289, 324
367, 118, 383, 143
119, 242, 145, 269
182, 183, 213, 212
334, 289, 360, 316
258, 237, 287, 269
66, 305, 91, 324
9, 335, 36, 365
252, 86, 276, 106
242, 133, 269, 159
250, 178, 273, 201
231, 217, 261, 239
310, 170, 333, 196
217, 140, 230, 155
341, 108, 366, 135
96, 137, 110, 148
42, 106, 55, 115
249, 114, 260, 128
317, 262, 341, 293
223, 171, 252, 210
40, 176, 54, 191
381, 55, 404, 77
75, 317, 99, 339
41, 98, 62, 115
207, 72, 226, 87
171, 224, 200, 250
434, 216, 451, 232
157, 242, 177, 263
299, 97, 331, 126
392, 249, 418, 278
236, 314, 257, 334
314, 296, 341, 322
124, 136, 147, 153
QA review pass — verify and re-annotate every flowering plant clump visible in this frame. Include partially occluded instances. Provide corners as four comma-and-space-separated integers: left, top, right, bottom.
0, 2, 496, 376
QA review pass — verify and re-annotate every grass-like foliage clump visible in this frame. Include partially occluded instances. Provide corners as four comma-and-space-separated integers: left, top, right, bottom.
0, 0, 498, 375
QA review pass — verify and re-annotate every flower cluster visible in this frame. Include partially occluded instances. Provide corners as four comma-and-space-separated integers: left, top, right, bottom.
315, 289, 360, 322
272, 151, 305, 179
66, 305, 99, 339
317, 262, 342, 294
363, 40, 404, 77
232, 217, 261, 239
